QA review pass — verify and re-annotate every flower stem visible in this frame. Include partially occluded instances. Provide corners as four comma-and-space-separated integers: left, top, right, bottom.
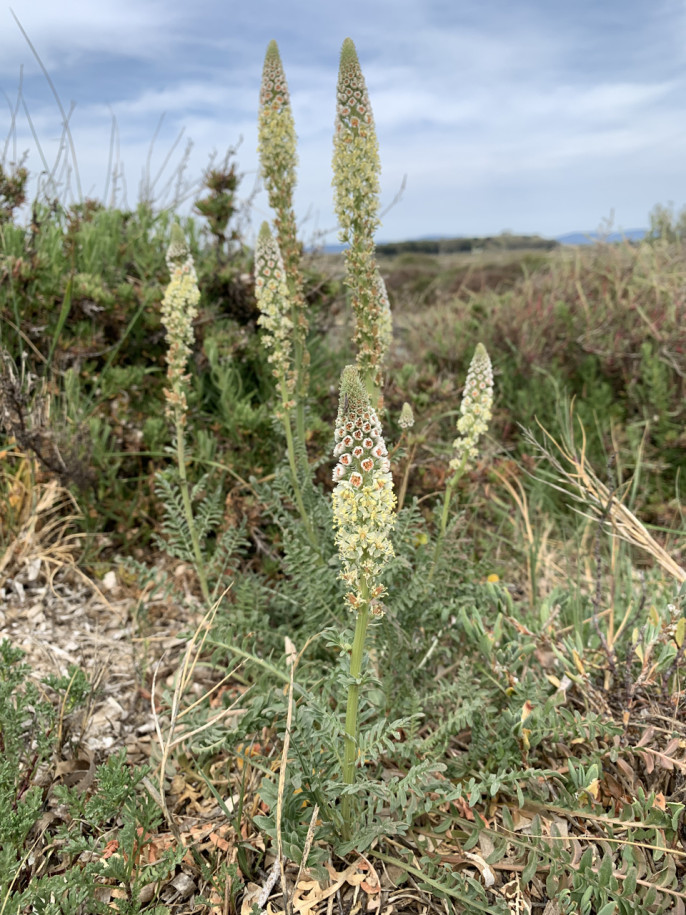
428, 456, 468, 585
281, 382, 318, 552
341, 580, 371, 839
396, 439, 416, 512
174, 408, 211, 606
290, 298, 309, 474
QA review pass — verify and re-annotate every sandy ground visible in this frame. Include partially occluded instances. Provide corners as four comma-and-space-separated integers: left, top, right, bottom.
0, 560, 191, 762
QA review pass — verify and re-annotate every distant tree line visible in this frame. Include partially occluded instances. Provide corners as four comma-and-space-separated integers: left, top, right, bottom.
376, 232, 559, 257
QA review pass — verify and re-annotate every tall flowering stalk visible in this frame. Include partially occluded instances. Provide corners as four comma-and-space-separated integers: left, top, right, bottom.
254, 222, 316, 547
396, 401, 416, 512
333, 38, 391, 398
331, 365, 396, 835
160, 223, 210, 604
161, 223, 200, 422
433, 344, 494, 571
398, 402, 414, 431
450, 343, 494, 473
258, 40, 310, 454
372, 266, 393, 369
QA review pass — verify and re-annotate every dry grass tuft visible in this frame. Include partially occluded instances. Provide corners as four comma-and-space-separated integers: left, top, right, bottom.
523, 412, 685, 583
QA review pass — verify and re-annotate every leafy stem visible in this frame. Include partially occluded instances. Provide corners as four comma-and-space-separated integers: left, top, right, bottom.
281, 384, 318, 552
341, 580, 371, 839
173, 408, 211, 606
428, 453, 469, 583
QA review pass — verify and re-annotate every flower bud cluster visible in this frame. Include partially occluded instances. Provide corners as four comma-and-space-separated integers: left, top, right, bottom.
371, 267, 393, 379
258, 41, 309, 401
332, 39, 391, 390
451, 343, 493, 470
399, 402, 414, 430
160, 223, 201, 419
332, 37, 380, 242
258, 40, 297, 206
254, 223, 295, 410
332, 366, 396, 615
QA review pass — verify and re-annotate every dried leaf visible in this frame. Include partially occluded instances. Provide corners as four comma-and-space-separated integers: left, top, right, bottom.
501, 877, 532, 914
285, 635, 297, 667
101, 840, 119, 860
640, 748, 655, 774
241, 883, 262, 915
636, 727, 656, 748
209, 830, 231, 852
572, 649, 585, 675
463, 851, 496, 887
614, 757, 636, 784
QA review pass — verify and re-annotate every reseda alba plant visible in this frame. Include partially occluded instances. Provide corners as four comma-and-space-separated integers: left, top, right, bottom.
250, 37, 495, 847
331, 364, 396, 835
433, 342, 494, 572
158, 223, 212, 605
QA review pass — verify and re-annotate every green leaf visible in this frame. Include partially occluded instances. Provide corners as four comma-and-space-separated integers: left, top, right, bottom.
622, 866, 637, 896
580, 885, 593, 910
462, 827, 481, 851
598, 851, 614, 886
579, 847, 594, 871
545, 871, 559, 898
521, 849, 537, 885
47, 273, 73, 371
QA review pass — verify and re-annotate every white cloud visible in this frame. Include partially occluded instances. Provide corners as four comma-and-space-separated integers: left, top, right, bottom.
0, 2, 179, 73
2, 0, 686, 237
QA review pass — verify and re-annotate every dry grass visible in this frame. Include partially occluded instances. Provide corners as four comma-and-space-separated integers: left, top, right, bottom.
524, 412, 685, 584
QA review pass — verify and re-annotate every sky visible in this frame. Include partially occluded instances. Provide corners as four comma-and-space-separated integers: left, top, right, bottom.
2, 0, 686, 243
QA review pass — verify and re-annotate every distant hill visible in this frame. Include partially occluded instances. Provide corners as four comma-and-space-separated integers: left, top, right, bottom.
556, 229, 647, 245
315, 229, 648, 255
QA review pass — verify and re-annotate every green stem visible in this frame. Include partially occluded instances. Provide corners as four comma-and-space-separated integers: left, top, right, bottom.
291, 307, 307, 467
427, 456, 468, 585
438, 477, 456, 544
341, 582, 371, 839
280, 382, 318, 552
289, 292, 307, 468
295, 397, 307, 458
279, 201, 309, 479
174, 409, 211, 606
396, 440, 416, 513
293, 365, 311, 488
370, 852, 496, 912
